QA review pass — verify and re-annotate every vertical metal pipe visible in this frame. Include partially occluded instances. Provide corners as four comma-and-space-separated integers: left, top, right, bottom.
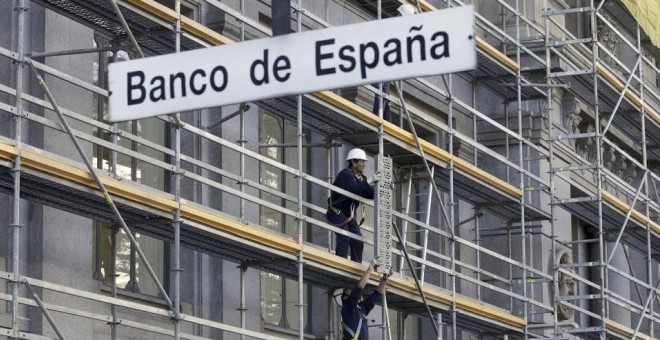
383, 294, 391, 340
505, 104, 510, 183
508, 223, 513, 313
295, 2, 304, 338
376, 2, 388, 338
172, 1, 182, 339
376, 0, 384, 160
326, 290, 334, 340
326, 144, 333, 249
239, 264, 247, 340
443, 4, 457, 340
448, 68, 457, 340
110, 225, 118, 340
239, 0, 246, 222
11, 0, 26, 337
420, 166, 433, 284
542, 1, 560, 336
514, 1, 528, 337
374, 0, 383, 266
472, 81, 478, 166
590, 1, 606, 336
109, 49, 119, 340
475, 207, 481, 301
93, 41, 106, 286
398, 169, 413, 276
398, 313, 404, 340
638, 22, 653, 338
128, 232, 137, 290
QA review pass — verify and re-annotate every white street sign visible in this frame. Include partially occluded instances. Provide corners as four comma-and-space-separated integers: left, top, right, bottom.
108, 6, 476, 122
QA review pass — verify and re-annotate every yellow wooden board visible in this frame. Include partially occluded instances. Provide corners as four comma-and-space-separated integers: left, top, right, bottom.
0, 139, 526, 328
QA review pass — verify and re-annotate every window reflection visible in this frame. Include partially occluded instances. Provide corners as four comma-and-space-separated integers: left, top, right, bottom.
258, 110, 311, 332
91, 38, 167, 297
93, 224, 165, 296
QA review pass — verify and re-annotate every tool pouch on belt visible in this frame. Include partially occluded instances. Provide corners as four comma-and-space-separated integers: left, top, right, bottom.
325, 197, 352, 229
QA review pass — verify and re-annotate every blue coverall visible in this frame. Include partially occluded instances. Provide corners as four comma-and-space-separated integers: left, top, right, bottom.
341, 287, 382, 340
331, 168, 374, 263
372, 82, 392, 122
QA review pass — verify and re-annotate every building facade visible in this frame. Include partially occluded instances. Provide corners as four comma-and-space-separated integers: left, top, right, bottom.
0, 0, 659, 339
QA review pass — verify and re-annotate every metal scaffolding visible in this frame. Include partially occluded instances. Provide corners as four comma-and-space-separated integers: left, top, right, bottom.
0, 0, 659, 339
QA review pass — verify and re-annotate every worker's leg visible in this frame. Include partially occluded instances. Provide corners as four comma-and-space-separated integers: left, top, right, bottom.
347, 222, 363, 263
335, 231, 350, 258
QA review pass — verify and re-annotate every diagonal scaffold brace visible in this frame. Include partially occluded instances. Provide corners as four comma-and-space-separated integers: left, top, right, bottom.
391, 220, 439, 336
27, 59, 181, 321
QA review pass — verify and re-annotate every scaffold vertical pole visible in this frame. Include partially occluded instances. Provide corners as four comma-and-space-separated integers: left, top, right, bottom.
239, 0, 246, 223
383, 293, 391, 340
514, 1, 529, 338
239, 263, 247, 340
110, 224, 118, 339
638, 21, 653, 338
326, 143, 333, 250
10, 0, 26, 337
420, 166, 434, 284
326, 290, 334, 340
172, 1, 183, 339
376, 1, 389, 337
507, 221, 514, 313
397, 168, 413, 276
475, 207, 482, 302
442, 1, 458, 338
295, 2, 305, 339
542, 1, 560, 337
109, 47, 119, 340
591, 1, 607, 337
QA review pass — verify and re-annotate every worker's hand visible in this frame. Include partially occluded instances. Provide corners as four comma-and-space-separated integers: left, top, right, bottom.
380, 268, 392, 282
369, 171, 382, 184
370, 257, 380, 271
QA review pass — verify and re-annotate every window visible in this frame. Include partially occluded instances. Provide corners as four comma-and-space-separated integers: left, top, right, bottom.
92, 40, 166, 191
258, 110, 309, 238
258, 110, 312, 332
93, 224, 166, 296
92, 37, 168, 296
388, 311, 420, 339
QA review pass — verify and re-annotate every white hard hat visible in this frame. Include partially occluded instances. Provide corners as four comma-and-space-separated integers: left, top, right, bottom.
397, 4, 416, 16
346, 148, 368, 161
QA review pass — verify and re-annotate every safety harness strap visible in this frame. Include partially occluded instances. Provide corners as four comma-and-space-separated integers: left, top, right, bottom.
342, 317, 362, 340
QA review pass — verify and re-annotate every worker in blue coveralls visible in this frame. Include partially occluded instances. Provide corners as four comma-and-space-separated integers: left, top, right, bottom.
341, 261, 387, 340
372, 82, 392, 122
331, 148, 375, 262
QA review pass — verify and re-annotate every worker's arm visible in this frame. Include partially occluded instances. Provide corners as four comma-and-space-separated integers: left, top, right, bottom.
376, 274, 387, 295
360, 273, 387, 315
335, 169, 374, 198
357, 264, 373, 289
